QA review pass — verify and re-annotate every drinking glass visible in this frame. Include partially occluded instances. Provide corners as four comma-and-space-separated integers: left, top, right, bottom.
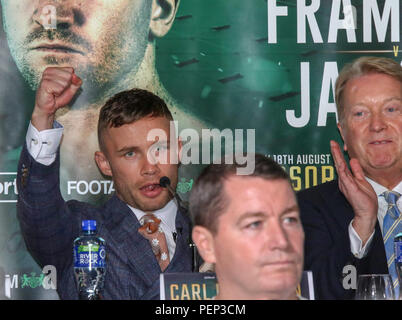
355, 274, 395, 300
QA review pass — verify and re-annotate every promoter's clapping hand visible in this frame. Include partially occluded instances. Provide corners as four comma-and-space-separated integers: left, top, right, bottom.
330, 140, 378, 245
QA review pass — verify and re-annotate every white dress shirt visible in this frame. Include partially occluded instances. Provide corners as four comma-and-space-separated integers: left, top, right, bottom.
349, 178, 402, 258
26, 121, 64, 166
26, 120, 178, 259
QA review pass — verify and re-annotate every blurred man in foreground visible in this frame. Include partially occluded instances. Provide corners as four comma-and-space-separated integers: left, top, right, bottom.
190, 154, 305, 300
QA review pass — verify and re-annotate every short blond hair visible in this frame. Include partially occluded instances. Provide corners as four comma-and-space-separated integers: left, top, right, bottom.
335, 56, 402, 123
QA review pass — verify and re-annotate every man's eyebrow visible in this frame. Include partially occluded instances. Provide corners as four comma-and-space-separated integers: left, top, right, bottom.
236, 205, 299, 223
280, 205, 299, 216
116, 145, 140, 154
236, 211, 266, 225
383, 97, 402, 103
351, 97, 402, 107
116, 139, 170, 153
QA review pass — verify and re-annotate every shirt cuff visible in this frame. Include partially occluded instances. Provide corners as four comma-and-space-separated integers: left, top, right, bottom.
26, 121, 64, 166
348, 219, 375, 259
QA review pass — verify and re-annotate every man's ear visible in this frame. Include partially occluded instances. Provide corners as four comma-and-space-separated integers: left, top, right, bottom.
94, 151, 113, 177
149, 0, 179, 38
192, 226, 216, 265
337, 122, 348, 152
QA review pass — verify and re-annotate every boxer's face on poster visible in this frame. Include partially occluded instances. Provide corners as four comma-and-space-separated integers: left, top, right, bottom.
1, 0, 152, 93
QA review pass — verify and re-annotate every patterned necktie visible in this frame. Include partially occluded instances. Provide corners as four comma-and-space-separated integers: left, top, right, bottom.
138, 213, 170, 271
382, 191, 401, 298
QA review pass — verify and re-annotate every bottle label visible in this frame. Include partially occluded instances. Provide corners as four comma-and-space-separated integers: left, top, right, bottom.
394, 241, 402, 263
74, 244, 106, 268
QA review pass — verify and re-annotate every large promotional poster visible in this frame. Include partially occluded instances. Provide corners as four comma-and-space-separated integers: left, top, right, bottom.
0, 0, 400, 299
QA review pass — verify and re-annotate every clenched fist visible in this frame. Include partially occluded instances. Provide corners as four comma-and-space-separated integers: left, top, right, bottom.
32, 67, 82, 131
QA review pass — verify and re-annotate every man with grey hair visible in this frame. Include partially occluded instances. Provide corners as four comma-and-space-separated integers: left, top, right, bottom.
190, 154, 305, 300
298, 56, 402, 300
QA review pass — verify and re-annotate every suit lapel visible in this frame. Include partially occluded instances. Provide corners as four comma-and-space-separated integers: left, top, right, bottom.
102, 197, 192, 300
325, 181, 355, 227
166, 207, 192, 272
334, 184, 354, 220
370, 221, 388, 273
103, 196, 161, 285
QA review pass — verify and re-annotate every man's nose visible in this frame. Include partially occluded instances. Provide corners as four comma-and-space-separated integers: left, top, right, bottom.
141, 156, 160, 176
33, 1, 84, 29
266, 222, 289, 251
369, 112, 387, 132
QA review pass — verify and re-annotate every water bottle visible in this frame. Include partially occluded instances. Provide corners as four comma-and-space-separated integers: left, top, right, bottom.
394, 232, 402, 300
73, 220, 106, 300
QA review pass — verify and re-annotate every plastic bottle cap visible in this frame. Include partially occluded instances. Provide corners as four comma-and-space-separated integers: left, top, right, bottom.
82, 220, 96, 231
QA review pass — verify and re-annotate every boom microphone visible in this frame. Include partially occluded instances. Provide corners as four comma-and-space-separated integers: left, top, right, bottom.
159, 176, 170, 188
159, 176, 188, 210
159, 176, 198, 272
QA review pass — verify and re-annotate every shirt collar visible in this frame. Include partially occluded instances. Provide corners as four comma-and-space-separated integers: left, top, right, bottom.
365, 177, 402, 195
365, 177, 402, 208
127, 200, 178, 231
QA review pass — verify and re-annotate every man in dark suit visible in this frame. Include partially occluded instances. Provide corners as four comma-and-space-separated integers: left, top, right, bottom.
298, 57, 402, 300
17, 67, 193, 299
